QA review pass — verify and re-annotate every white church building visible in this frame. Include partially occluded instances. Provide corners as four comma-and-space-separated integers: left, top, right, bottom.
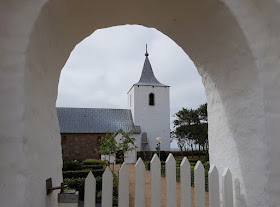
57, 49, 170, 163
126, 50, 170, 162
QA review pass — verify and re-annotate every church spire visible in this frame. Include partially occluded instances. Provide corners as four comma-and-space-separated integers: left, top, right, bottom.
134, 45, 169, 87
145, 44, 149, 57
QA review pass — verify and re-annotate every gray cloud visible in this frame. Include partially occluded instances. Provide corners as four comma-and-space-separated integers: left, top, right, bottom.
56, 25, 206, 149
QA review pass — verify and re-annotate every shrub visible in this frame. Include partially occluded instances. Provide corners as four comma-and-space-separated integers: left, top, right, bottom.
113, 173, 118, 206
82, 164, 105, 170
82, 159, 106, 166
64, 177, 85, 200
63, 160, 82, 171
145, 161, 150, 170
159, 151, 169, 161
64, 176, 102, 200
161, 164, 165, 177
63, 169, 105, 179
170, 150, 209, 157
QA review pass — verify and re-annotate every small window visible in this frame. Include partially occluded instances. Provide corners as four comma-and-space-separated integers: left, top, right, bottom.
149, 93, 155, 106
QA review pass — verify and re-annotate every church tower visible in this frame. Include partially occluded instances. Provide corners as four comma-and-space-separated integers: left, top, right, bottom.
127, 46, 170, 152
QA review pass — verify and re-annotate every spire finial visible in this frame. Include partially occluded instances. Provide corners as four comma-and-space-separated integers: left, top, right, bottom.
145, 44, 149, 57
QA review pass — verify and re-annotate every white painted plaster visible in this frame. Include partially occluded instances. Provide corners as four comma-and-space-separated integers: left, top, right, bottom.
128, 85, 170, 152
1, 1, 280, 207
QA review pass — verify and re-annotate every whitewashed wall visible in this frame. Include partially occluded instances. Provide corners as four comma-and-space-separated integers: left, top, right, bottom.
128, 85, 170, 152
1, 1, 280, 206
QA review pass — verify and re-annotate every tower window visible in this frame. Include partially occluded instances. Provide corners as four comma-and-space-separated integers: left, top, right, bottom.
149, 93, 155, 106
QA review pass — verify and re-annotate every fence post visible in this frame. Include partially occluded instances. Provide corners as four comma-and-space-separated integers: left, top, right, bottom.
84, 171, 96, 207
118, 163, 129, 207
151, 154, 161, 207
208, 166, 220, 207
101, 167, 113, 207
166, 153, 177, 207
194, 161, 205, 207
222, 168, 233, 207
180, 157, 191, 207
135, 158, 145, 207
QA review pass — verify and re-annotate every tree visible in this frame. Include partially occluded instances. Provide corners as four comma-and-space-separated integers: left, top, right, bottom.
198, 103, 207, 122
172, 103, 208, 157
99, 130, 119, 167
117, 129, 136, 161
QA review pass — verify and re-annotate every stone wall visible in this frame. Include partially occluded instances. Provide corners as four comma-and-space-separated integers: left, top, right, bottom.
61, 133, 103, 161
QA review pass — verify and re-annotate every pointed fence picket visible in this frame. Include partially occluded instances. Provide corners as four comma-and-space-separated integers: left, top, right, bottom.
208, 166, 220, 207
150, 154, 161, 207
135, 158, 145, 207
166, 153, 177, 207
222, 168, 233, 207
101, 167, 113, 207
80, 153, 235, 207
84, 171, 96, 207
180, 157, 191, 207
194, 161, 206, 207
118, 163, 129, 207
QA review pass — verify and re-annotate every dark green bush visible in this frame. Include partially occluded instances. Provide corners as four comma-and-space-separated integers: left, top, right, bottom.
82, 164, 105, 170
113, 173, 118, 206
145, 161, 150, 170
159, 150, 169, 161
63, 169, 104, 179
64, 176, 102, 200
171, 150, 208, 157
63, 160, 82, 171
161, 164, 165, 177
64, 177, 85, 200
176, 160, 182, 166
82, 159, 106, 166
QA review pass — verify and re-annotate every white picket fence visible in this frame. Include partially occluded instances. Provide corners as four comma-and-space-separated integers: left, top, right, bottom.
83, 153, 233, 207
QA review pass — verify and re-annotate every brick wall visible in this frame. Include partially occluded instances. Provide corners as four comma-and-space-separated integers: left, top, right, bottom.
61, 133, 104, 161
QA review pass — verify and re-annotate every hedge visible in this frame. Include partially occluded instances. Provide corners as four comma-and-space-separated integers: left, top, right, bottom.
170, 150, 208, 157
82, 164, 105, 170
63, 169, 105, 179
64, 176, 102, 200
82, 159, 106, 166
64, 173, 119, 202
63, 160, 82, 171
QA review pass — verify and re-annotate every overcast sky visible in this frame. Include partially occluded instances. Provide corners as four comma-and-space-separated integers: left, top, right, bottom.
56, 25, 206, 149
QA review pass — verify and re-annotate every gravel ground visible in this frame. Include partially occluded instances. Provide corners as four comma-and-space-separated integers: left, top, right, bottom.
111, 164, 209, 207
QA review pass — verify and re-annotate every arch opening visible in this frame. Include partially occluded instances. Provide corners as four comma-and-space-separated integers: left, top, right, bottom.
56, 25, 207, 163
18, 1, 269, 207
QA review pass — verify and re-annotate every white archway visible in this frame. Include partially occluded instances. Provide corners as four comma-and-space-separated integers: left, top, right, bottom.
1, 1, 280, 207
